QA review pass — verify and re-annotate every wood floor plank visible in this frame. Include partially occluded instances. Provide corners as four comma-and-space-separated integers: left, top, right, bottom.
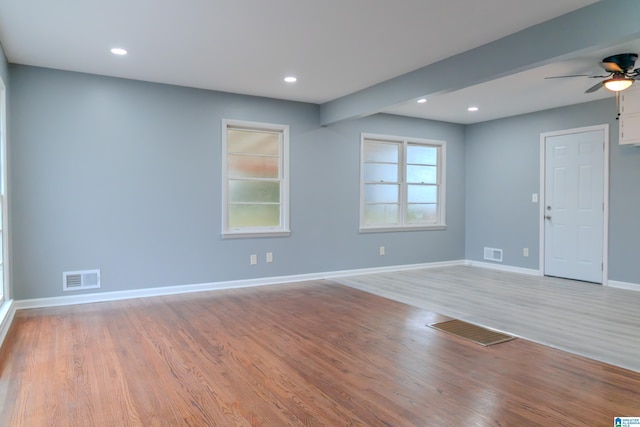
1, 279, 639, 426
335, 265, 640, 371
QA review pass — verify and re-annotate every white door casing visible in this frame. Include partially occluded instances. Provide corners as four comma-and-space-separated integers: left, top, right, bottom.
540, 125, 608, 284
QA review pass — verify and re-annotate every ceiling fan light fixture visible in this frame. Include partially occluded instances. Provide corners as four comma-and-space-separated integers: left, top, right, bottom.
603, 77, 634, 92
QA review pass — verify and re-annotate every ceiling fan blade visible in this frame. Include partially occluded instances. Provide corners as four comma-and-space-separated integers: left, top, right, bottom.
585, 81, 603, 93
601, 61, 623, 73
544, 74, 592, 79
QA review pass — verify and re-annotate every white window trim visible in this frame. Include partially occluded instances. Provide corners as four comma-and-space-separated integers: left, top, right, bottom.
0, 76, 8, 302
359, 132, 446, 233
221, 119, 290, 239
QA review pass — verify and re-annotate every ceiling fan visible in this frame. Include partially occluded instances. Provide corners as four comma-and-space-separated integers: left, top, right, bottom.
546, 53, 640, 93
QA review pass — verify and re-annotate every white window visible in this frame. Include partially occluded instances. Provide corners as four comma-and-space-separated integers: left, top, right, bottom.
360, 133, 446, 232
222, 119, 290, 239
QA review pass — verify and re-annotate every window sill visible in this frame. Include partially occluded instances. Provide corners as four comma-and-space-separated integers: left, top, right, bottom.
359, 224, 447, 233
222, 230, 291, 240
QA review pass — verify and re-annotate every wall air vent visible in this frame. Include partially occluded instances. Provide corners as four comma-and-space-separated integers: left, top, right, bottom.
63, 269, 101, 291
483, 247, 503, 262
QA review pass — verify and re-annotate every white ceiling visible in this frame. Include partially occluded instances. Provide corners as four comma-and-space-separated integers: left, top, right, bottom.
1, 0, 634, 124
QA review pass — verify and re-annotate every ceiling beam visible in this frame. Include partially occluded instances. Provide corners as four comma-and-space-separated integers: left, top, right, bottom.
320, 0, 640, 126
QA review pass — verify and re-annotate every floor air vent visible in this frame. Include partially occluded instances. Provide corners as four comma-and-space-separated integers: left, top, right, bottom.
63, 269, 101, 291
483, 247, 503, 262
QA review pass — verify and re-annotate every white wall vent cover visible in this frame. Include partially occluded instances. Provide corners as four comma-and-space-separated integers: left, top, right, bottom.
483, 247, 503, 262
63, 269, 101, 291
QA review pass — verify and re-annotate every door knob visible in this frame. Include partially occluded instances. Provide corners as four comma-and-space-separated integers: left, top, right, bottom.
545, 215, 552, 220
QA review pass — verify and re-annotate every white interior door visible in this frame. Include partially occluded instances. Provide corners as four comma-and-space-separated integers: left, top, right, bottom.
543, 127, 605, 283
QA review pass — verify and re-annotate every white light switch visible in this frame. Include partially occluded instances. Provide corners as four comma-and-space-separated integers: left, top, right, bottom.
532, 193, 538, 203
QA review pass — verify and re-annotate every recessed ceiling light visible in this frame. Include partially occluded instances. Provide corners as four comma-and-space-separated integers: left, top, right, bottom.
417, 98, 427, 104
110, 48, 128, 55
467, 106, 479, 112
284, 76, 297, 83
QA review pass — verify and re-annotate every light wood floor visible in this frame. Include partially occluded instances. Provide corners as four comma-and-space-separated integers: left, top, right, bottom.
334, 265, 640, 372
1, 277, 640, 426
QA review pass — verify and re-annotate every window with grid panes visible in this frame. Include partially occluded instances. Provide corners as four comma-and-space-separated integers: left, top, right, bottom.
360, 133, 446, 232
222, 120, 290, 238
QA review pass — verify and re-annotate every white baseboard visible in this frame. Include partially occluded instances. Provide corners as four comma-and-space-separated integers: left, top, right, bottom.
607, 280, 640, 291
0, 299, 16, 348
14, 258, 636, 312
14, 274, 312, 310
14, 259, 467, 310
466, 260, 540, 276
323, 259, 466, 279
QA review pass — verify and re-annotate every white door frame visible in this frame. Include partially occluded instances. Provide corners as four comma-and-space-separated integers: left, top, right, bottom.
538, 124, 609, 285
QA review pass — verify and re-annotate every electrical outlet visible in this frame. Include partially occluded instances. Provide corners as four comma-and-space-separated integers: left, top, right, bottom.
523, 248, 529, 257
250, 254, 257, 265
266, 252, 273, 263
380, 246, 385, 256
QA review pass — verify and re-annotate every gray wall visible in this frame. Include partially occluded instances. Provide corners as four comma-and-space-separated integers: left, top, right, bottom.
9, 65, 466, 299
465, 99, 640, 283
0, 42, 8, 85
10, 63, 639, 300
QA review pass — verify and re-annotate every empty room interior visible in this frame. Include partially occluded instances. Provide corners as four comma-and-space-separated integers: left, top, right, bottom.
1, 0, 640, 425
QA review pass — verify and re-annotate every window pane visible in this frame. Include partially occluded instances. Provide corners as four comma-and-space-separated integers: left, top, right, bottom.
364, 204, 399, 225
228, 154, 279, 179
408, 185, 437, 203
407, 165, 437, 184
364, 184, 399, 204
407, 145, 437, 165
407, 204, 437, 222
229, 180, 280, 203
363, 141, 399, 163
363, 163, 398, 182
228, 129, 279, 155
229, 204, 280, 227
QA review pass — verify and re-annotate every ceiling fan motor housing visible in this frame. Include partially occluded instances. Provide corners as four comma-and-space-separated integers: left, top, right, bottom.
602, 53, 638, 71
